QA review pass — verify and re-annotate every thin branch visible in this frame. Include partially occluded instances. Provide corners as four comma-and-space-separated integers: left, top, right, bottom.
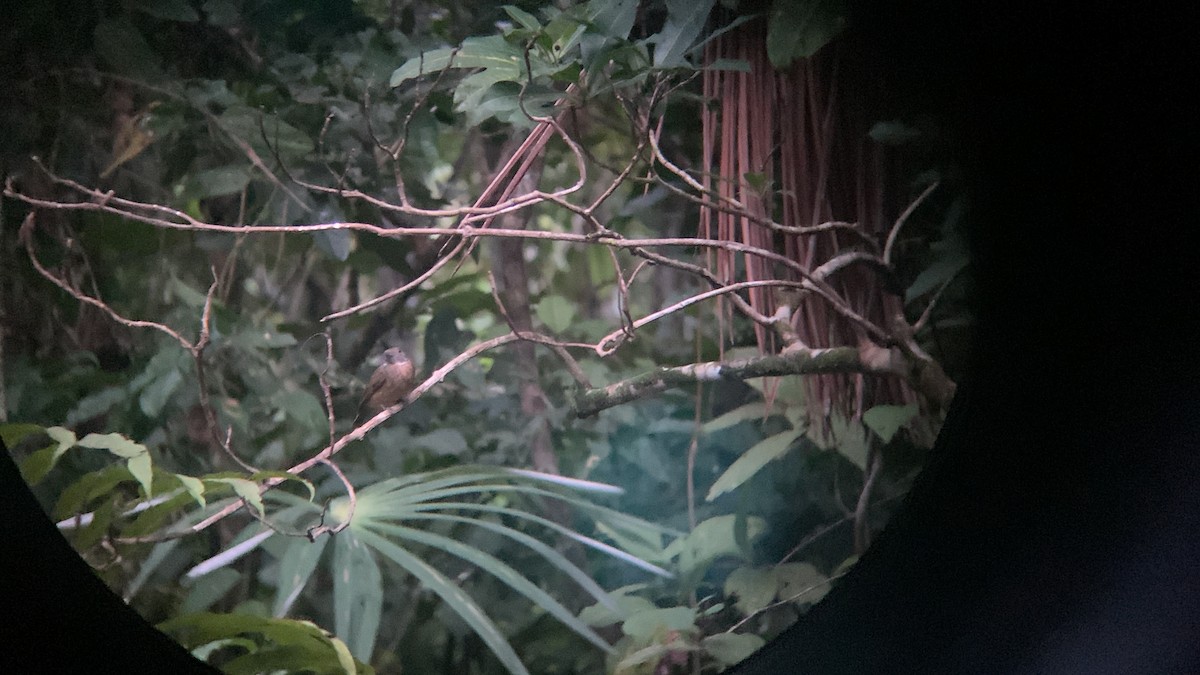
913, 264, 966, 333
189, 332, 525, 534
17, 212, 194, 350
883, 180, 939, 267
486, 271, 593, 389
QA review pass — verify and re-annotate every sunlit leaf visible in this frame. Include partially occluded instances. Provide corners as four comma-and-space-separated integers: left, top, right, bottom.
862, 403, 919, 443
621, 605, 696, 639
702, 632, 765, 667
724, 566, 777, 615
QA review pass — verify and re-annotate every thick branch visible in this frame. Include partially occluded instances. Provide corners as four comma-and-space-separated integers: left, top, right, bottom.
574, 345, 902, 417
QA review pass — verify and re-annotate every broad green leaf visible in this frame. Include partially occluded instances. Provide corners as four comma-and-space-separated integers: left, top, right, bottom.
209, 478, 264, 517
410, 428, 468, 456
774, 562, 830, 605
367, 521, 614, 653
0, 422, 45, 448
390, 35, 523, 87
706, 429, 801, 501
182, 567, 241, 613
408, 512, 622, 612
47, 426, 78, 451
273, 534, 328, 617
139, 368, 183, 417
812, 414, 869, 470
587, 0, 639, 39
65, 387, 126, 427
621, 606, 696, 639
94, 18, 164, 81
702, 632, 765, 667
125, 538, 182, 600
766, 0, 847, 68
723, 566, 777, 615
176, 474, 207, 507
20, 445, 60, 485
665, 515, 766, 580
183, 164, 251, 199
54, 465, 135, 519
862, 403, 919, 443
905, 254, 968, 303
352, 527, 530, 675
127, 452, 154, 498
78, 432, 146, 458
503, 5, 542, 31
332, 532, 382, 661
650, 0, 716, 68
536, 294, 576, 333
869, 120, 922, 146
18, 426, 75, 484
579, 593, 656, 627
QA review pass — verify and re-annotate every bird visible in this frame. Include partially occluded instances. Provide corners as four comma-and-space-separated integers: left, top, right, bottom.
353, 347, 416, 424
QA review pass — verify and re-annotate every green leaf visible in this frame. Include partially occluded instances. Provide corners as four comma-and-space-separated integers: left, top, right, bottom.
587, 0, 639, 39
621, 606, 696, 639
332, 532, 382, 661
210, 478, 264, 517
774, 562, 829, 605
272, 536, 328, 617
410, 428, 469, 456
0, 422, 45, 448
724, 566, 777, 615
390, 35, 523, 87
182, 568, 241, 613
535, 294, 576, 333
706, 429, 801, 501
862, 404, 919, 443
651, 0, 716, 68
869, 120, 922, 146
127, 452, 154, 498
139, 368, 183, 417
905, 254, 968, 303
352, 527, 530, 675
176, 474, 207, 507
54, 465, 135, 519
579, 591, 656, 627
78, 432, 147, 458
766, 0, 848, 68
702, 632, 765, 667
367, 521, 615, 654
664, 515, 766, 580
183, 164, 251, 198
18, 426, 75, 484
503, 5, 542, 31
94, 18, 164, 81
65, 387, 126, 426
811, 413, 869, 470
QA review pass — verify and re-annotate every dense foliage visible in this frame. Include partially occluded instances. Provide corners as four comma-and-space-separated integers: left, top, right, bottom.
1, 1, 969, 673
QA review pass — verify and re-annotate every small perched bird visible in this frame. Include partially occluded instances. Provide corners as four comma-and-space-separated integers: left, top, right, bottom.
354, 347, 416, 424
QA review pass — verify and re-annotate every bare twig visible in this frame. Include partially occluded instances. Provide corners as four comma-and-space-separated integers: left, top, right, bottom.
883, 181, 939, 267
